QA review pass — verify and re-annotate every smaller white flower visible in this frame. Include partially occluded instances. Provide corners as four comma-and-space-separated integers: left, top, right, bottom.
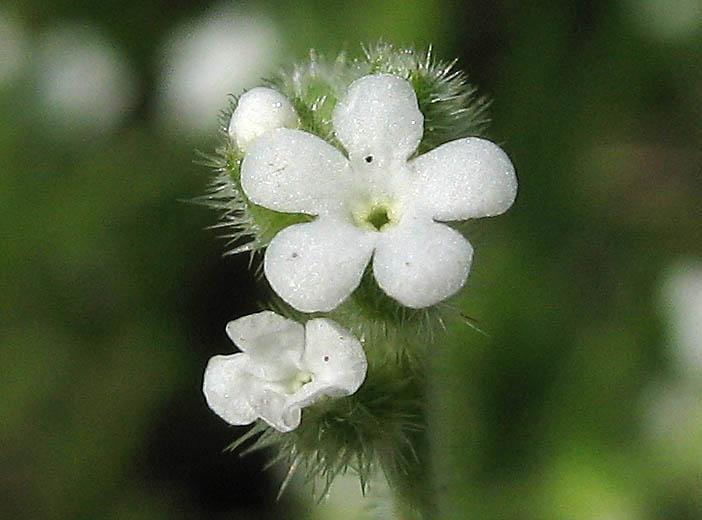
228, 87, 299, 151
203, 311, 367, 432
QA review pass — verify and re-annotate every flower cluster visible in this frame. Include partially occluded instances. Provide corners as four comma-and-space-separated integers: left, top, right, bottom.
200, 44, 518, 509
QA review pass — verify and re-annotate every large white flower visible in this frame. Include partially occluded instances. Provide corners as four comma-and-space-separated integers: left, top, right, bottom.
241, 74, 517, 312
203, 311, 367, 432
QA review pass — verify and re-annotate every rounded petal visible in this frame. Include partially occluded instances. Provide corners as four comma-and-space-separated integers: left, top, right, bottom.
332, 74, 423, 162
228, 87, 299, 151
225, 311, 304, 380
301, 318, 366, 394
225, 311, 304, 353
202, 354, 258, 426
409, 137, 517, 220
241, 128, 350, 215
264, 218, 376, 312
373, 220, 473, 308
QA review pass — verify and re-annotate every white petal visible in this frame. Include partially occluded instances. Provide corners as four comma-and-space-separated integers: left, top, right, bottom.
202, 354, 258, 426
252, 389, 301, 432
264, 218, 376, 312
225, 311, 304, 380
241, 128, 350, 215
410, 137, 517, 221
332, 74, 423, 163
285, 318, 368, 421
301, 318, 367, 393
228, 87, 299, 151
373, 220, 473, 308
225, 311, 304, 352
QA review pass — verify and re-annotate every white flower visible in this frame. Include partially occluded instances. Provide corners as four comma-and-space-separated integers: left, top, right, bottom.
241, 73, 517, 312
228, 87, 299, 151
203, 311, 367, 432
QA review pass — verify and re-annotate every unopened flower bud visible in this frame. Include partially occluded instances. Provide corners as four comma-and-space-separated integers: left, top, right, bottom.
228, 87, 299, 151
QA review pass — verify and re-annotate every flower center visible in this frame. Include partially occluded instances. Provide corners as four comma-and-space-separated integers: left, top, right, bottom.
285, 370, 313, 393
352, 200, 400, 232
367, 206, 390, 230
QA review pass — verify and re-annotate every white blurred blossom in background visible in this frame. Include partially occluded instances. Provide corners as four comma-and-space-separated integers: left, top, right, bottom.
34, 22, 138, 133
156, 5, 280, 134
643, 260, 702, 480
660, 260, 702, 378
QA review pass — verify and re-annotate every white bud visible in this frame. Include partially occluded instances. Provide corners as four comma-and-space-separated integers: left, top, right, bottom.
228, 87, 299, 151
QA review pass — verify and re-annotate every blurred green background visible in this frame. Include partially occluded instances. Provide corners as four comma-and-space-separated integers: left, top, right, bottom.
1, 1, 701, 519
